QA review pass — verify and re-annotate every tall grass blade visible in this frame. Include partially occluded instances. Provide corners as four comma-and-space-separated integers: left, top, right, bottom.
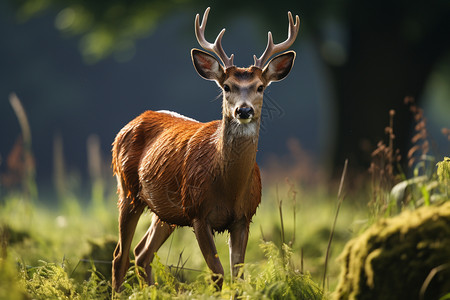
322, 158, 348, 289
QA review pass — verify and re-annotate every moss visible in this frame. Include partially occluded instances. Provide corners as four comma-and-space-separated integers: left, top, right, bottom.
334, 202, 450, 300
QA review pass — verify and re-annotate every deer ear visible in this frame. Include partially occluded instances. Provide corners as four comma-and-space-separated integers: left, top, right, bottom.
262, 51, 296, 83
191, 49, 225, 81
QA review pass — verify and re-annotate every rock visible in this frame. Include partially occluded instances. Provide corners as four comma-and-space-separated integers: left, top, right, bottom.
334, 202, 450, 300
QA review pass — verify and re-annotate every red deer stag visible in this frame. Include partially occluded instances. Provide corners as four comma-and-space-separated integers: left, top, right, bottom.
112, 7, 299, 291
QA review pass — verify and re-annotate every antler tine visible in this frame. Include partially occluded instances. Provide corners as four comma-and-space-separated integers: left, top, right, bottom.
195, 7, 234, 68
253, 11, 300, 68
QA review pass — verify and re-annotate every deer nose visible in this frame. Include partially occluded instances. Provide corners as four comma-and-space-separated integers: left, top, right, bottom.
235, 107, 254, 120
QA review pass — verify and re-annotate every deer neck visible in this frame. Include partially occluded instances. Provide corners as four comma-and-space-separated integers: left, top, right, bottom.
215, 116, 260, 185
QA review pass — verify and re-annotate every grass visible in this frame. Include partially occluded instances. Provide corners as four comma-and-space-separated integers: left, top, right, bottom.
0, 176, 367, 299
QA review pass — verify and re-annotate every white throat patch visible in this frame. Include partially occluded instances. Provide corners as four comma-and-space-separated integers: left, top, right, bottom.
231, 118, 259, 137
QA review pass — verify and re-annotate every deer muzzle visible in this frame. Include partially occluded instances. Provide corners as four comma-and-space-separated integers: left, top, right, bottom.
235, 106, 254, 124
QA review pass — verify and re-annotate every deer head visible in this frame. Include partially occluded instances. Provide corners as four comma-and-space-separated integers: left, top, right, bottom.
191, 7, 299, 130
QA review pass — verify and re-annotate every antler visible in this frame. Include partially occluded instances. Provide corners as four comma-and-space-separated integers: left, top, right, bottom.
253, 12, 300, 69
195, 7, 234, 68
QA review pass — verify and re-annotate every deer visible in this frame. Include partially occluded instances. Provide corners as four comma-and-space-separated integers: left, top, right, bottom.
111, 7, 299, 291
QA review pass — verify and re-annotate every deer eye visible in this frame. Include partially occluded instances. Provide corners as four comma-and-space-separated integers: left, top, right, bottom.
223, 84, 231, 92
257, 85, 264, 92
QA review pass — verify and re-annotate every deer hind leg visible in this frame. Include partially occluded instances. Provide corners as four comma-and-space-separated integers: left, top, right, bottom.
112, 198, 145, 292
134, 213, 174, 285
192, 219, 224, 290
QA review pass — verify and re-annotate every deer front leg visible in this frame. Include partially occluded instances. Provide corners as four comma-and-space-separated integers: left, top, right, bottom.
192, 219, 224, 289
229, 220, 249, 279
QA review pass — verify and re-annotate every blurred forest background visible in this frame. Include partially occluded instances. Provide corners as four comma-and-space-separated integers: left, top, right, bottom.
1, 0, 449, 200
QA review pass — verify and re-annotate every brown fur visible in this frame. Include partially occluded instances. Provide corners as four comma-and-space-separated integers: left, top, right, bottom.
111, 107, 262, 291
112, 110, 261, 228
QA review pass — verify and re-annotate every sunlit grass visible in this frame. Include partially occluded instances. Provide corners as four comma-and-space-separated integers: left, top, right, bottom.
2, 154, 447, 298
0, 178, 367, 299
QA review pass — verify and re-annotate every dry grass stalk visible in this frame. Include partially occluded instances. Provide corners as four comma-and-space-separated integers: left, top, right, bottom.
1, 93, 37, 200
442, 128, 450, 141
369, 109, 401, 215
405, 97, 430, 168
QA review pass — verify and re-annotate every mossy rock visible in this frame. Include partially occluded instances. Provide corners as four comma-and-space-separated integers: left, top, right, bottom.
334, 202, 450, 300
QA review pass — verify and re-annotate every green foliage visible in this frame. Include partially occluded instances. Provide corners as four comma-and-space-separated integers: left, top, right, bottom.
9, 0, 181, 63
80, 266, 111, 300
389, 156, 450, 215
21, 261, 78, 299
108, 242, 324, 299
0, 190, 337, 299
0, 152, 366, 300
18, 259, 112, 299
249, 241, 323, 300
437, 157, 450, 194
